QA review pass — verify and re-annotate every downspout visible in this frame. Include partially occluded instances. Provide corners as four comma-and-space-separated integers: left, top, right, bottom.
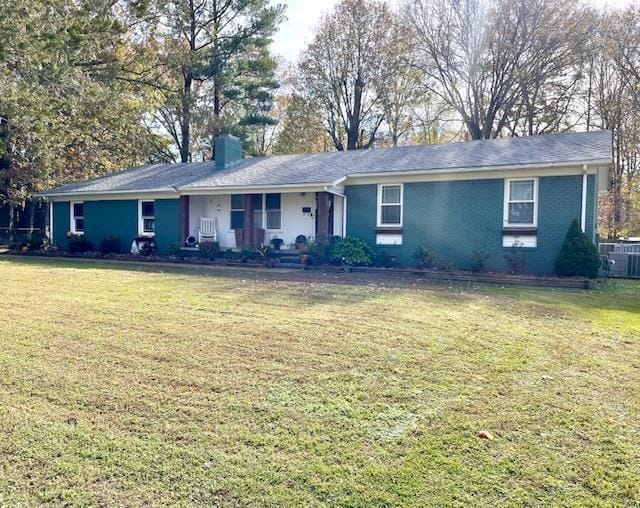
49, 200, 53, 241
581, 164, 588, 233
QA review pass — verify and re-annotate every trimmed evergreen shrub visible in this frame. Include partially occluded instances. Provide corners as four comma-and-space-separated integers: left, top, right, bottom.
99, 236, 122, 254
68, 235, 94, 253
554, 219, 601, 279
413, 245, 437, 269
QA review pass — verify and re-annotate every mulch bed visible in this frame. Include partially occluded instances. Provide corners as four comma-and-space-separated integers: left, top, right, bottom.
1, 250, 593, 289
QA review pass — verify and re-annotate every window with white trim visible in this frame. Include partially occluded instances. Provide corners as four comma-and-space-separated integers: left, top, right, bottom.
139, 200, 155, 235
70, 201, 84, 234
265, 193, 281, 230
230, 193, 282, 230
377, 184, 403, 226
504, 178, 537, 227
230, 194, 244, 229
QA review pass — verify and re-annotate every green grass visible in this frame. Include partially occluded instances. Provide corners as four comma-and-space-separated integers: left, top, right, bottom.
1, 257, 639, 506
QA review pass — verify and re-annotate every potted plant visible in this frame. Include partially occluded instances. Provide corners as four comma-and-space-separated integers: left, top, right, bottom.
270, 237, 284, 251
295, 234, 307, 250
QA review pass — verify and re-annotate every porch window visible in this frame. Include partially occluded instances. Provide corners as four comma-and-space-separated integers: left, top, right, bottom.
230, 194, 244, 229
139, 200, 155, 235
70, 201, 84, 234
377, 184, 403, 226
252, 194, 263, 228
266, 193, 281, 230
504, 178, 538, 227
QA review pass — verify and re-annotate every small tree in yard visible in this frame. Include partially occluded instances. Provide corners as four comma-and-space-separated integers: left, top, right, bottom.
555, 219, 601, 279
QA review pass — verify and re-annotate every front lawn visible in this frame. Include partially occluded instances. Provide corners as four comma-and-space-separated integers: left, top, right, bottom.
1, 257, 639, 506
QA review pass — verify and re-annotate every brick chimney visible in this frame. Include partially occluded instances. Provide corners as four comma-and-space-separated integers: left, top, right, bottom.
215, 134, 242, 169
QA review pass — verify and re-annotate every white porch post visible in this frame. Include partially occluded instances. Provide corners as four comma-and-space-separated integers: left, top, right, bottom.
342, 195, 347, 237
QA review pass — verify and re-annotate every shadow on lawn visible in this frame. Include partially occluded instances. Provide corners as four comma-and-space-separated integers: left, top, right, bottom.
5, 255, 637, 316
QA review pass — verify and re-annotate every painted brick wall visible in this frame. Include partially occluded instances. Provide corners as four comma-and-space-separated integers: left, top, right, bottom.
52, 201, 70, 248
84, 200, 138, 251
154, 199, 180, 253
345, 174, 595, 275
52, 198, 179, 254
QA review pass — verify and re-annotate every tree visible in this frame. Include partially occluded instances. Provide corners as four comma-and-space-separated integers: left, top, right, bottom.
139, 0, 284, 162
0, 0, 167, 230
555, 219, 601, 279
406, 0, 592, 140
272, 94, 331, 154
298, 0, 393, 151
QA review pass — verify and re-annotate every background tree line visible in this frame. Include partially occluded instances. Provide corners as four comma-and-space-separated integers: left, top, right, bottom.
0, 0, 638, 238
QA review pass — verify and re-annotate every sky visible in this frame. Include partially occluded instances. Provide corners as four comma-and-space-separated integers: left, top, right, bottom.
270, 0, 637, 63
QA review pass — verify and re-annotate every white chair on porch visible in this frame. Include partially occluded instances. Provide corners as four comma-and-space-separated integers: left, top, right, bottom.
198, 217, 217, 244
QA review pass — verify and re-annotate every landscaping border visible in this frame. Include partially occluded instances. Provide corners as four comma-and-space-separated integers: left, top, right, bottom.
0, 250, 593, 289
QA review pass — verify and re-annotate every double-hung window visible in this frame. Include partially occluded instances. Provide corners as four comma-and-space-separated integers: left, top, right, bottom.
70, 201, 84, 234
377, 184, 403, 227
504, 178, 538, 227
139, 200, 155, 235
265, 193, 281, 230
230, 195, 244, 229
230, 193, 282, 230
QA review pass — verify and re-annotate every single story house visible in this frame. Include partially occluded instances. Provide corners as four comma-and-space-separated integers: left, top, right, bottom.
41, 130, 612, 275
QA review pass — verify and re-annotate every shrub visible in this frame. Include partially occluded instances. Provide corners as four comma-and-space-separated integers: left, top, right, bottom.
99, 236, 122, 254
414, 245, 437, 269
199, 241, 220, 260
470, 243, 491, 273
374, 251, 396, 268
240, 247, 258, 263
223, 249, 235, 263
68, 234, 94, 253
328, 237, 374, 266
166, 243, 182, 257
504, 242, 526, 275
28, 231, 46, 251
554, 219, 601, 279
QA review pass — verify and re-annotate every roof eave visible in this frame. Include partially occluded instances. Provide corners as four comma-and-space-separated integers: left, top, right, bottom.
344, 158, 612, 180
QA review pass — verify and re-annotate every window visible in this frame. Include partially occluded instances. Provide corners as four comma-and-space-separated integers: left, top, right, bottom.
230, 194, 244, 229
377, 184, 403, 226
504, 178, 538, 227
265, 193, 281, 230
230, 193, 282, 230
139, 200, 155, 235
70, 201, 84, 234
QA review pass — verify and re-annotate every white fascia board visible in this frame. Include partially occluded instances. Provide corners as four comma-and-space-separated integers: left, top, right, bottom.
343, 159, 610, 185
178, 183, 333, 195
45, 190, 178, 202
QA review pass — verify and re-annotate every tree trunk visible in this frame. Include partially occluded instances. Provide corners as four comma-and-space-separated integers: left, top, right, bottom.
180, 72, 192, 163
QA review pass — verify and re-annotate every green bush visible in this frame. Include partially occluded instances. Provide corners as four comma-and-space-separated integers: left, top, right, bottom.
414, 245, 437, 269
554, 219, 601, 279
240, 247, 258, 263
68, 234, 94, 253
199, 241, 220, 260
328, 237, 374, 266
99, 236, 122, 254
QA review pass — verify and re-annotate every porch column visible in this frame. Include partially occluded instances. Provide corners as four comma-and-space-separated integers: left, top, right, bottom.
243, 194, 255, 246
316, 191, 330, 240
179, 195, 189, 245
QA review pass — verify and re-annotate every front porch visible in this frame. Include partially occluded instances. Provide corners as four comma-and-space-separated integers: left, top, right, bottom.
178, 190, 345, 250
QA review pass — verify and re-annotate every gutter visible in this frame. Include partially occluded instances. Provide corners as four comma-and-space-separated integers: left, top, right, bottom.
343, 158, 612, 180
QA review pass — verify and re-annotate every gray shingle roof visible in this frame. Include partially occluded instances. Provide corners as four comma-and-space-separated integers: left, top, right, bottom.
42, 130, 611, 196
